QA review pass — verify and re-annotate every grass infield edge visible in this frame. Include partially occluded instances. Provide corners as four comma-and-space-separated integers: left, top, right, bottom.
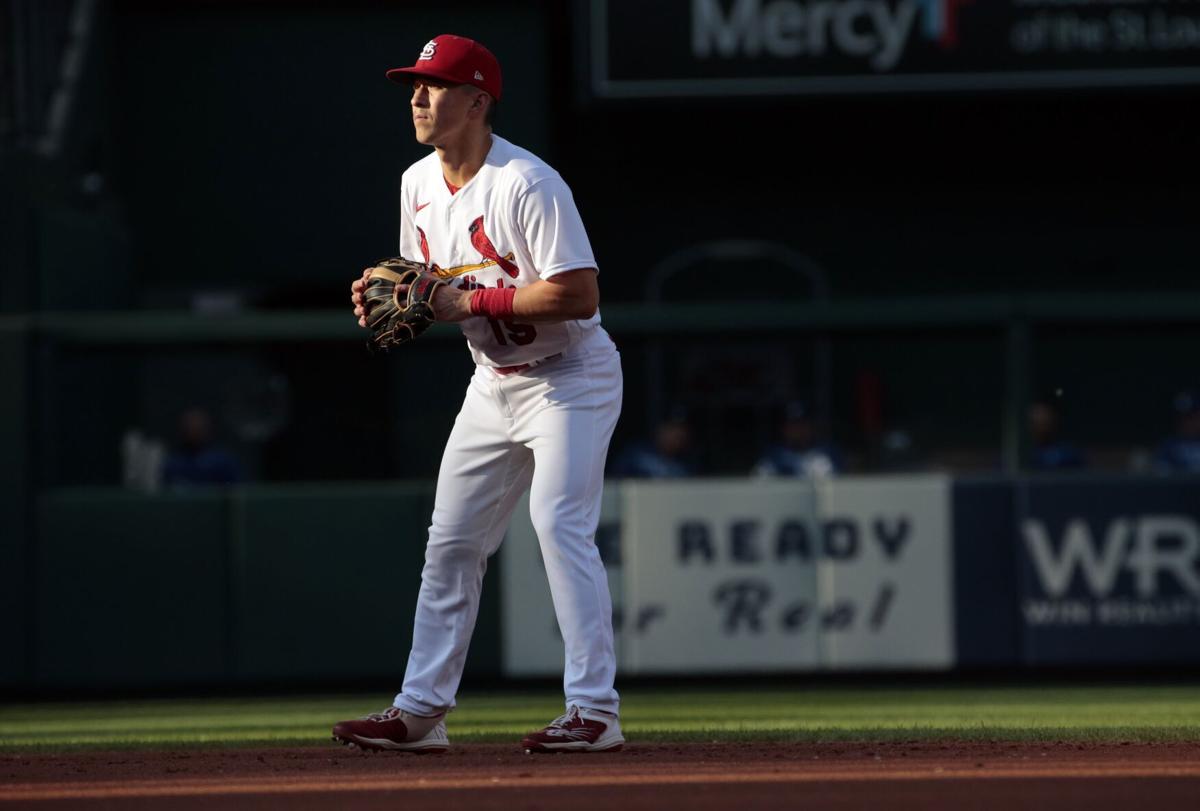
4, 725, 1200, 753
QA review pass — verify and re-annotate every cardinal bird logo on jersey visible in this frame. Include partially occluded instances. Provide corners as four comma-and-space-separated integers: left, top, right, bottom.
416, 214, 519, 281
468, 216, 519, 278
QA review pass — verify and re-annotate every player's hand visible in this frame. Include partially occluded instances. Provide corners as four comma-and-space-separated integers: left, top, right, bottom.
351, 267, 374, 328
377, 281, 467, 323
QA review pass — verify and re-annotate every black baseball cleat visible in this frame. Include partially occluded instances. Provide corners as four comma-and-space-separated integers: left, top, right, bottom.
331, 706, 449, 753
521, 705, 624, 753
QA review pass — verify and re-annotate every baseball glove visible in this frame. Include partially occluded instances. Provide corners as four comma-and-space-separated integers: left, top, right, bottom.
361, 257, 449, 352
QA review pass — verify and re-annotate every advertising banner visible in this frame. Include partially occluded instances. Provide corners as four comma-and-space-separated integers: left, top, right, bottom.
1016, 478, 1200, 664
501, 475, 954, 675
586, 0, 1200, 97
621, 479, 822, 672
950, 480, 1021, 667
814, 476, 954, 668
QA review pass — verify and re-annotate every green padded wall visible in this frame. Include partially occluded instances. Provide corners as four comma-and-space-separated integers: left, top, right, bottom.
35, 490, 229, 687
27, 483, 505, 689
230, 482, 502, 682
231, 483, 434, 681
0, 324, 29, 686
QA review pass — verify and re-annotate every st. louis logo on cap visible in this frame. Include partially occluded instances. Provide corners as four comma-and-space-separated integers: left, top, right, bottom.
419, 40, 436, 60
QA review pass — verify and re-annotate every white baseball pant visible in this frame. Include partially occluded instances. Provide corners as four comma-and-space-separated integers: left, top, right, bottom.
394, 328, 622, 716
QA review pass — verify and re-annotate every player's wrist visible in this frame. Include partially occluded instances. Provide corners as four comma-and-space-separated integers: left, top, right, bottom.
428, 284, 466, 323
469, 287, 516, 320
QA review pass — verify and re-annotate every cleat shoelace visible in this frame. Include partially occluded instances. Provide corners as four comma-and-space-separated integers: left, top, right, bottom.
547, 707, 581, 729
364, 707, 402, 722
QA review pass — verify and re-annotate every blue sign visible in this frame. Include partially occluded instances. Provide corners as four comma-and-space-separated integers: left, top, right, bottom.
1015, 477, 1200, 665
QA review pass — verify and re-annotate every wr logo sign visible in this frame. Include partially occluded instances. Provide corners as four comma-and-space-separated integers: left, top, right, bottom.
1023, 515, 1200, 599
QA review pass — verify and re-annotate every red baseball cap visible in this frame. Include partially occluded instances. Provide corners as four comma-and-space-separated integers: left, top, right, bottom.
386, 35, 502, 101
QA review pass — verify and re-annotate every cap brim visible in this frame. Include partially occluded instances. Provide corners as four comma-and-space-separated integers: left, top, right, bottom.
385, 67, 499, 100
386, 67, 456, 85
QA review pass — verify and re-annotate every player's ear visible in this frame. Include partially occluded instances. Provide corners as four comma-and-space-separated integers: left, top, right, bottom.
462, 87, 486, 115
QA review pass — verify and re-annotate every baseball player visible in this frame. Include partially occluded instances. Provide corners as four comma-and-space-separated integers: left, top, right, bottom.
333, 35, 624, 754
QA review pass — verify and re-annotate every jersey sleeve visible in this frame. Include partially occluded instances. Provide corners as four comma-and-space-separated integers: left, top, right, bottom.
517, 176, 598, 279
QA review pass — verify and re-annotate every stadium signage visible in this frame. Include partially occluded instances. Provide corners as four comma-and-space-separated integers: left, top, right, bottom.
618, 476, 953, 672
1024, 515, 1200, 600
671, 513, 910, 636
1014, 480, 1200, 664
586, 0, 1200, 97
500, 477, 954, 675
711, 577, 897, 634
692, 0, 921, 71
1021, 514, 1200, 628
676, 516, 911, 564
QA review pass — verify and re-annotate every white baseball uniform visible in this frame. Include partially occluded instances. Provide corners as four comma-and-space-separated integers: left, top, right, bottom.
391, 135, 622, 717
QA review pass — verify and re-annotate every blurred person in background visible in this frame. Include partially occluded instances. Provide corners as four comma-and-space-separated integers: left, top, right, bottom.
1027, 396, 1085, 472
875, 427, 924, 472
162, 407, 244, 487
611, 407, 696, 478
1153, 390, 1200, 473
753, 400, 842, 478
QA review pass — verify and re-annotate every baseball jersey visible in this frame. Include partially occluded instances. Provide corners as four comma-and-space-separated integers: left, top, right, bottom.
398, 135, 602, 368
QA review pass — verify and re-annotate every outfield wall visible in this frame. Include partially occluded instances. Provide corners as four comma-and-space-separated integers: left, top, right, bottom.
11, 484, 499, 690
3, 475, 1198, 690
964, 477, 1200, 667
503, 477, 955, 675
501, 475, 1200, 677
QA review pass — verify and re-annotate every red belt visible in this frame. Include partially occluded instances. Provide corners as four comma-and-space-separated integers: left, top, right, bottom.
493, 353, 562, 376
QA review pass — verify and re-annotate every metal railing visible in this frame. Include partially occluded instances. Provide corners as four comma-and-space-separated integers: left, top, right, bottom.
10, 291, 1199, 344
4, 290, 1200, 474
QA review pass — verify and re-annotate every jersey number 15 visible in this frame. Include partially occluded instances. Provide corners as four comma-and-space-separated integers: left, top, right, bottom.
487, 318, 537, 346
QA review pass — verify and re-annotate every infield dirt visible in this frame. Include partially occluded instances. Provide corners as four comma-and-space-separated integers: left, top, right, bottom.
3, 741, 1199, 810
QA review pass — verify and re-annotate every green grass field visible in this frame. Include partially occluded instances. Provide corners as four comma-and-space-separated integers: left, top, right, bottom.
3, 685, 1199, 751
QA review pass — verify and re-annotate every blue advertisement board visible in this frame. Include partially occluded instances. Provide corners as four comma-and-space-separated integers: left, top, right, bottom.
1015, 477, 1200, 665
952, 480, 1020, 667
